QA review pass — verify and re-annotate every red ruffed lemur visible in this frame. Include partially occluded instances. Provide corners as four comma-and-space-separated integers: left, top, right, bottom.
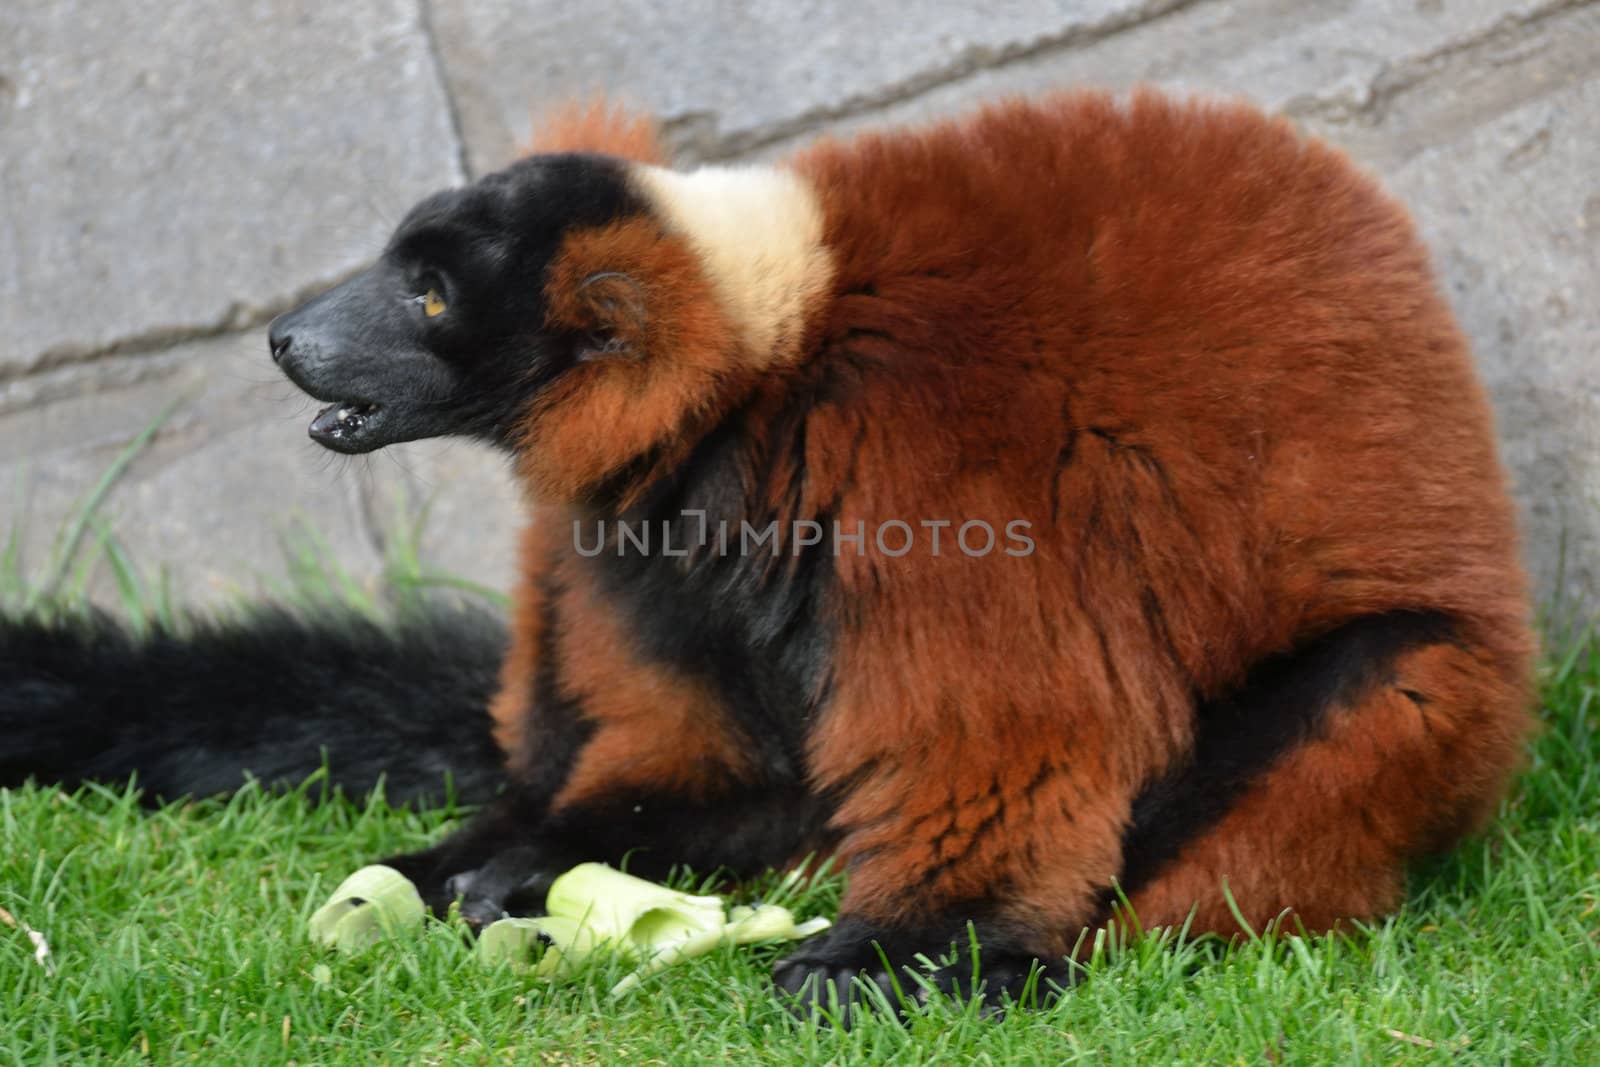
0, 90, 1534, 1017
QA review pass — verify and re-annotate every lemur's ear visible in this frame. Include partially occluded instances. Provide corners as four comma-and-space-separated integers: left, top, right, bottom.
573, 271, 648, 361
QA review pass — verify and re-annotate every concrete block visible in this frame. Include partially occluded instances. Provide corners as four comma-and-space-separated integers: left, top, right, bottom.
427, 0, 1194, 173
1390, 79, 1600, 614
0, 0, 464, 377
0, 330, 520, 609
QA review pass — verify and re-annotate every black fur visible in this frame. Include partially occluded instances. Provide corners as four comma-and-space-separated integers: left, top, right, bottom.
591, 405, 838, 784
0, 604, 508, 806
772, 913, 1069, 1025
1107, 610, 1458, 908
268, 153, 646, 453
380, 790, 554, 917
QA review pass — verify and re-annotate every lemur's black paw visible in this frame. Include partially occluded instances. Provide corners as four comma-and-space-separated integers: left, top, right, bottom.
377, 795, 558, 921
772, 936, 899, 1029
771, 918, 1069, 1026
439, 846, 560, 927
381, 844, 557, 926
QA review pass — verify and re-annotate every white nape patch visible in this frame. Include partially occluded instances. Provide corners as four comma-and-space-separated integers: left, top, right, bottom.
632, 164, 833, 363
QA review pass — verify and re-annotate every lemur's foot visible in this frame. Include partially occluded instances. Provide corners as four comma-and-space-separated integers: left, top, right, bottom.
771, 916, 1069, 1026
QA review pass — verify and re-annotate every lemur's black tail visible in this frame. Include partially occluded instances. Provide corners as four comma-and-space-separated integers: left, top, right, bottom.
0, 603, 508, 806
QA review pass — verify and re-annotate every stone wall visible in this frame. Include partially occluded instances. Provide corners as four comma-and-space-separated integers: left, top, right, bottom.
2, 0, 1595, 613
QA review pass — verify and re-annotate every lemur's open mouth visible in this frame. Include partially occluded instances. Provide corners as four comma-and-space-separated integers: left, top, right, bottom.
308, 401, 383, 453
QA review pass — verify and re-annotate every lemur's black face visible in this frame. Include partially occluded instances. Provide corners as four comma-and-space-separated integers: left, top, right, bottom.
267, 154, 641, 453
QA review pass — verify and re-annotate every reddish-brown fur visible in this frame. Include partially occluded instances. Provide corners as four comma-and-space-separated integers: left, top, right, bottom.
521, 217, 747, 503
786, 91, 1530, 940
487, 520, 550, 762
546, 548, 756, 808
1125, 638, 1527, 935
494, 101, 761, 812
504, 91, 1532, 952
493, 505, 758, 810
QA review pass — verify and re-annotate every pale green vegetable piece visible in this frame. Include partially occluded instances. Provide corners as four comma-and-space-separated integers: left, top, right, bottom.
726, 904, 833, 944
477, 863, 832, 997
307, 864, 425, 954
609, 901, 831, 997
545, 862, 726, 942
476, 915, 598, 978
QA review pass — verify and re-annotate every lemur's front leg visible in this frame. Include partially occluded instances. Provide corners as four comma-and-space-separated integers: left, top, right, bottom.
381, 791, 553, 917
386, 544, 829, 925
433, 778, 826, 925
386, 704, 825, 924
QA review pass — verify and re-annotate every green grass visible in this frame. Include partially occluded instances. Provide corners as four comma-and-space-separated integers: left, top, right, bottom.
3, 454, 1598, 1064
2, 639, 1596, 1065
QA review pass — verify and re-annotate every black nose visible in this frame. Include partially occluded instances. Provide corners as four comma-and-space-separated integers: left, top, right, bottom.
268, 319, 292, 364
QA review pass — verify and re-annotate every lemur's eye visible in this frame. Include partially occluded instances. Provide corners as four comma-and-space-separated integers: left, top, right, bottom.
421, 288, 447, 318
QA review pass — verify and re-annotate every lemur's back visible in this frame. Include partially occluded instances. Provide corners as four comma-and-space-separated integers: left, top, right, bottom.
775, 92, 1532, 984
793, 89, 1528, 676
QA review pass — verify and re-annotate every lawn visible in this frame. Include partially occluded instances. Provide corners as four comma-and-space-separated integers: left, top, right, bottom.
2, 469, 1597, 1064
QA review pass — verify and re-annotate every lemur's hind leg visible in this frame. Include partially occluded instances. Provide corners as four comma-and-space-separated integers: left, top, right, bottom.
1114, 613, 1531, 938
774, 610, 1529, 1022
770, 712, 1119, 1021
